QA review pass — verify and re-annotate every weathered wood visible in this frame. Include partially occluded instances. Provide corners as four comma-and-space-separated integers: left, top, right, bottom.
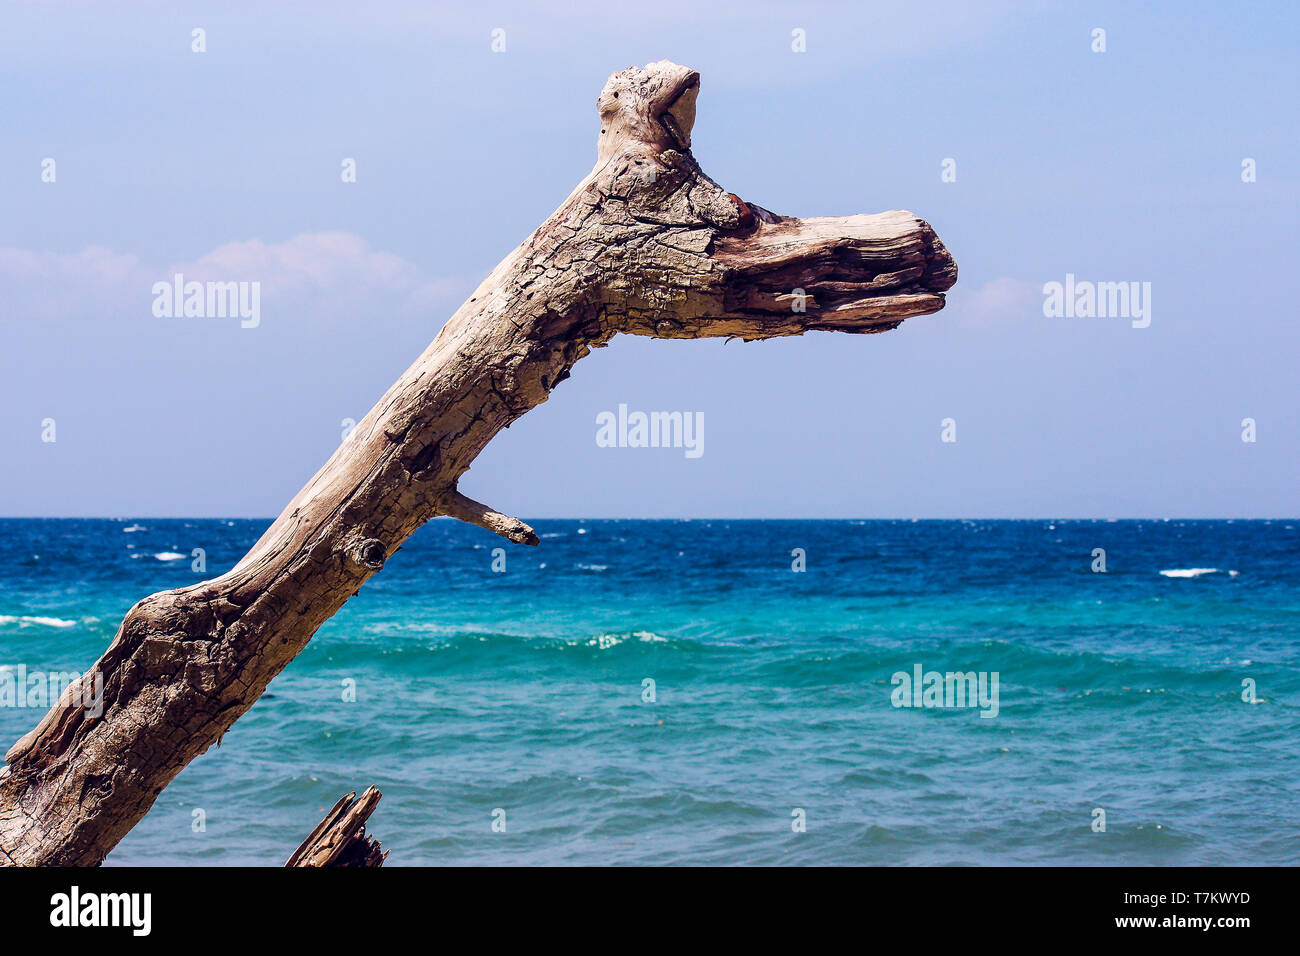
0, 60, 956, 866
286, 787, 386, 867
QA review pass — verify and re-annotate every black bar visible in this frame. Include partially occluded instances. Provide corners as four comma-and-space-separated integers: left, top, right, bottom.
0, 865, 1283, 942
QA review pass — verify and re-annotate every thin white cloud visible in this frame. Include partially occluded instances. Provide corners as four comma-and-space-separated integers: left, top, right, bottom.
175, 232, 428, 292
0, 233, 465, 328
948, 276, 1041, 330
0, 245, 139, 282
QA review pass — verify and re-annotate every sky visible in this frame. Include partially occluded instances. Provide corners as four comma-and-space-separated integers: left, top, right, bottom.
1, 0, 1296, 518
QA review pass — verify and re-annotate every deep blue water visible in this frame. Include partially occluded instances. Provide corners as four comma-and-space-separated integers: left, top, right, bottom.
1, 518, 1297, 866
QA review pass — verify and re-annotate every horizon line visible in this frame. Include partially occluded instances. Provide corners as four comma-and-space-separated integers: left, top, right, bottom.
1, 515, 1296, 523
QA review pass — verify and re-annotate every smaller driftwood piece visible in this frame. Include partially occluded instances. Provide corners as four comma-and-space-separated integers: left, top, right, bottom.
285, 786, 387, 868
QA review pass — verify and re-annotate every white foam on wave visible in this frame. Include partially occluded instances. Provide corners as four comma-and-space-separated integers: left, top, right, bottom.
123, 524, 146, 533
153, 552, 187, 561
584, 630, 667, 649
0, 614, 77, 628
1159, 567, 1220, 578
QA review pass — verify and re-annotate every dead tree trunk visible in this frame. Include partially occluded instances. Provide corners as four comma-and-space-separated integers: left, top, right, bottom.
0, 60, 956, 866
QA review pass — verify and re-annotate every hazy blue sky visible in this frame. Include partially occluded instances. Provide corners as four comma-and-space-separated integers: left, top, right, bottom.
2, 1, 1296, 518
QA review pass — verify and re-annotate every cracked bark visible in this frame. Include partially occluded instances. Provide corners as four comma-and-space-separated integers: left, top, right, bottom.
0, 60, 956, 866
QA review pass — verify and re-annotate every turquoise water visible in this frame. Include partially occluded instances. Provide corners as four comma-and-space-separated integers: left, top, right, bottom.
1, 518, 1297, 865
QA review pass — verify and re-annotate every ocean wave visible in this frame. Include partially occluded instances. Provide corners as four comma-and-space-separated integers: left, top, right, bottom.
305, 626, 1294, 679
1159, 568, 1238, 578
153, 551, 187, 561
305, 627, 692, 671
0, 614, 77, 628
588, 630, 667, 649
293, 631, 1294, 702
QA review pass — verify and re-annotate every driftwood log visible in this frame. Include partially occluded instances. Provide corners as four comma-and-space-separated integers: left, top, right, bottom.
0, 60, 955, 866
286, 787, 387, 867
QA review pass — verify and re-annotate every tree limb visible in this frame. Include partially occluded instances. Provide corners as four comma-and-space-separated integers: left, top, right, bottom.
441, 486, 539, 546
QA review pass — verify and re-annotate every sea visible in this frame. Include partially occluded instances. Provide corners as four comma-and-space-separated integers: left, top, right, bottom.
1, 517, 1296, 866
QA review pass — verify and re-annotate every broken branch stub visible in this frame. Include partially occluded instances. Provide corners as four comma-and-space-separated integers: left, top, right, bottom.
0, 60, 955, 866
285, 787, 387, 868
